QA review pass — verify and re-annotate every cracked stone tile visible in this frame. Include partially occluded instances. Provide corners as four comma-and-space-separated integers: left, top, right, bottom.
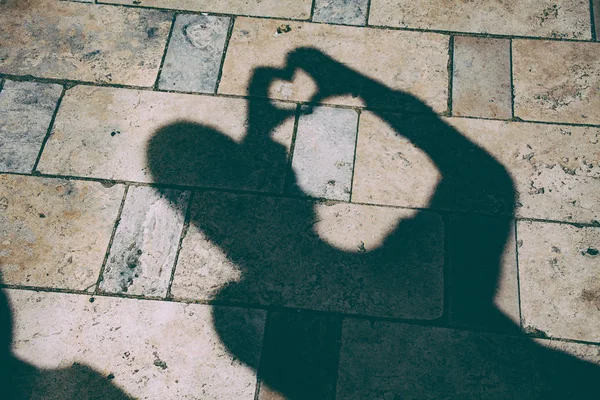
369, 0, 591, 39
337, 320, 600, 399
257, 311, 341, 400
353, 113, 600, 223
6, 289, 265, 399
99, 186, 190, 297
518, 221, 600, 342
219, 17, 449, 112
0, 175, 124, 290
171, 192, 444, 320
513, 40, 600, 125
452, 37, 511, 119
102, 0, 311, 19
313, 0, 369, 26
158, 14, 230, 94
0, 80, 62, 173
0, 0, 172, 86
37, 86, 294, 192
289, 106, 358, 201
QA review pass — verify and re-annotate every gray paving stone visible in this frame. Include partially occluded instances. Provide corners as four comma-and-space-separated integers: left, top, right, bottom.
452, 37, 511, 119
171, 192, 444, 320
518, 221, 600, 342
0, 80, 62, 173
337, 320, 600, 399
7, 289, 265, 399
595, 0, 600, 41
100, 186, 190, 297
158, 14, 230, 94
313, 0, 369, 26
290, 106, 358, 201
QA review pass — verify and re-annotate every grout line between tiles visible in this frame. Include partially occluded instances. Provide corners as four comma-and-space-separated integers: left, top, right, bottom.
153, 12, 177, 90
283, 104, 302, 194
446, 35, 454, 116
166, 191, 195, 298
213, 15, 236, 94
509, 39, 515, 119
31, 86, 66, 172
514, 221, 524, 331
590, 0, 597, 41
347, 109, 361, 202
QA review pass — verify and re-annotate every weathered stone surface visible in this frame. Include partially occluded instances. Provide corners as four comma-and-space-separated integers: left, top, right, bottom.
171, 192, 444, 319
0, 175, 124, 290
0, 0, 172, 86
337, 320, 600, 399
102, 0, 311, 19
518, 221, 600, 342
353, 113, 600, 223
369, 0, 591, 39
6, 289, 265, 399
100, 186, 190, 297
219, 17, 449, 112
37, 86, 295, 192
0, 80, 62, 173
313, 0, 369, 26
452, 37, 511, 119
158, 14, 230, 94
513, 40, 600, 125
290, 106, 358, 201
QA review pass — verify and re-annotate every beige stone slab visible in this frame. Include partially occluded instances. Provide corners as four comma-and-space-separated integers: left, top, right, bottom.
171, 192, 444, 319
337, 319, 600, 399
513, 40, 600, 125
0, 175, 124, 290
518, 221, 600, 342
218, 17, 449, 112
353, 113, 600, 223
6, 289, 265, 399
37, 86, 295, 192
452, 37, 511, 119
369, 0, 591, 39
101, 0, 311, 19
0, 0, 172, 86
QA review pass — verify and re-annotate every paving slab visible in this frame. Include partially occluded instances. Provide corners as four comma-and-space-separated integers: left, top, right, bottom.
99, 186, 190, 297
102, 0, 311, 19
337, 320, 600, 399
312, 0, 369, 26
0, 80, 62, 173
158, 14, 230, 94
353, 113, 600, 223
6, 289, 265, 399
171, 192, 444, 319
518, 221, 600, 342
452, 37, 511, 119
513, 40, 600, 125
0, 0, 172, 86
218, 17, 449, 112
369, 0, 591, 39
0, 175, 124, 290
37, 86, 294, 192
290, 106, 358, 201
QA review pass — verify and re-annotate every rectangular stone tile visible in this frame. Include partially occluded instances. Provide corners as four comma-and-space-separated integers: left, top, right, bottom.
289, 106, 358, 201
518, 221, 600, 342
513, 40, 600, 125
219, 18, 449, 112
6, 289, 265, 399
0, 0, 172, 86
102, 0, 311, 19
99, 186, 190, 297
369, 0, 591, 39
447, 215, 519, 332
37, 86, 294, 192
353, 113, 600, 223
0, 175, 124, 290
452, 37, 511, 119
257, 311, 341, 400
0, 80, 62, 173
313, 0, 369, 26
158, 14, 230, 94
337, 320, 600, 399
171, 192, 444, 319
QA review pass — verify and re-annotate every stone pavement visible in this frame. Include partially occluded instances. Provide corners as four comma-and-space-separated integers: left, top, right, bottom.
0, 0, 599, 398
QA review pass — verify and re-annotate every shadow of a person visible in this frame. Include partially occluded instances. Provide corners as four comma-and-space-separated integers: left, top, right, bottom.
147, 48, 600, 399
